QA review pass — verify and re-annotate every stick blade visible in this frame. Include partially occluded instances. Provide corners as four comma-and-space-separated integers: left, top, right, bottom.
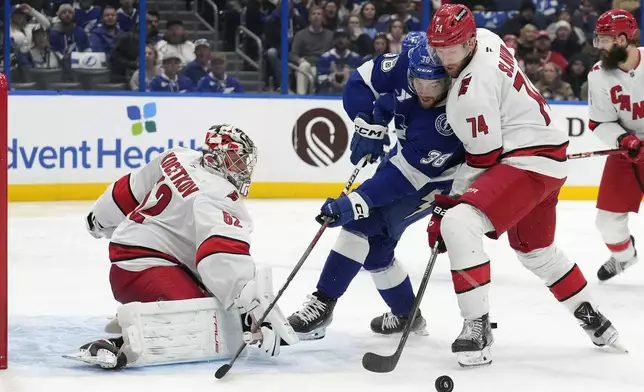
215, 364, 232, 379
361, 352, 399, 373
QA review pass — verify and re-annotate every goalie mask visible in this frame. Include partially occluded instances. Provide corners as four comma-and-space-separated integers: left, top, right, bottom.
202, 124, 258, 197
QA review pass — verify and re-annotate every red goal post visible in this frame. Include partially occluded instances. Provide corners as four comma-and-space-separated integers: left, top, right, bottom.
0, 73, 8, 370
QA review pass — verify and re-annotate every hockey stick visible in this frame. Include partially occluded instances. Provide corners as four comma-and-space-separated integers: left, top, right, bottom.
215, 156, 369, 379
362, 241, 441, 373
567, 148, 624, 160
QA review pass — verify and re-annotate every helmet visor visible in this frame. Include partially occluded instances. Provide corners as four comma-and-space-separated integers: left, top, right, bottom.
432, 43, 470, 66
593, 33, 616, 49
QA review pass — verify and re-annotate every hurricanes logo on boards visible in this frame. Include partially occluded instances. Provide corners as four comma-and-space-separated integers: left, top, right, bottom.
127, 102, 158, 136
292, 108, 349, 167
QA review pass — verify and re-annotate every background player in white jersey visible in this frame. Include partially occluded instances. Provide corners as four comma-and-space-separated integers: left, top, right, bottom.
425, 4, 623, 368
69, 125, 298, 369
588, 9, 644, 281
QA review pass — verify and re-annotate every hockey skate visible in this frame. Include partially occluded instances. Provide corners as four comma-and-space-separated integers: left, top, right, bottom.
451, 313, 494, 368
574, 302, 627, 352
597, 237, 638, 281
370, 310, 428, 336
287, 292, 337, 340
63, 337, 128, 370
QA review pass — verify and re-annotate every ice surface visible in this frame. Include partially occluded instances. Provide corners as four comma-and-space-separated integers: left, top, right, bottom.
1, 200, 643, 392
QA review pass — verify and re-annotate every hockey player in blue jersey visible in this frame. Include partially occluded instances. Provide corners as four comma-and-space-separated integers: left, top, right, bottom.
287, 40, 465, 339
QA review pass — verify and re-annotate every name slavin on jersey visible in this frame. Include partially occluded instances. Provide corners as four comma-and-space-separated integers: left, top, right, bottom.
610, 85, 644, 120
497, 44, 515, 78
160, 152, 200, 198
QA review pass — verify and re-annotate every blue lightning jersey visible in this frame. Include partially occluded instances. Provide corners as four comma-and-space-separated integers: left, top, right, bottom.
343, 52, 464, 209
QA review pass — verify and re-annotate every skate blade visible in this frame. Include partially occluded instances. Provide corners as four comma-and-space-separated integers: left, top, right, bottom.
456, 347, 492, 368
62, 350, 118, 368
413, 326, 430, 336
610, 338, 629, 353
295, 328, 326, 341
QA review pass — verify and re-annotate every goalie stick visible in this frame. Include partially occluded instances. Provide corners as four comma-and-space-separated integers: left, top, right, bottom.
362, 241, 441, 373
215, 156, 369, 380
567, 148, 624, 160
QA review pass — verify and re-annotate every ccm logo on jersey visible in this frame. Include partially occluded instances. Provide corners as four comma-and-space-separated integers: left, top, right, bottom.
355, 125, 385, 138
610, 85, 644, 120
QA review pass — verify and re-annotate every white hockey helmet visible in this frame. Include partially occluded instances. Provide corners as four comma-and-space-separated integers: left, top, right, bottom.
202, 124, 257, 197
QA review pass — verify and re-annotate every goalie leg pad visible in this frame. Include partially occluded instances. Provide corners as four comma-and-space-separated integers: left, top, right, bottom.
116, 297, 243, 367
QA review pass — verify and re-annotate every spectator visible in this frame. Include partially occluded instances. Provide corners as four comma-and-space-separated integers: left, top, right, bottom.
182, 39, 211, 86
289, 5, 334, 95
535, 61, 576, 100
362, 33, 389, 62
89, 7, 121, 54
196, 53, 244, 93
10, 4, 51, 54
117, 0, 138, 32
146, 10, 162, 44
149, 51, 193, 92
534, 30, 567, 71
581, 41, 600, 64
49, 4, 91, 57
358, 1, 378, 39
550, 20, 583, 59
580, 80, 589, 100
377, 0, 421, 33
74, 0, 102, 33
562, 53, 589, 99
521, 52, 542, 83
532, 0, 559, 20
347, 15, 373, 57
515, 23, 537, 59
243, 0, 276, 61
503, 34, 518, 49
323, 1, 340, 30
130, 44, 161, 91
156, 20, 195, 66
500, 0, 548, 37
0, 26, 19, 76
264, 0, 306, 91
18, 25, 60, 69
570, 1, 598, 39
386, 19, 407, 54
316, 29, 363, 95
549, 6, 587, 45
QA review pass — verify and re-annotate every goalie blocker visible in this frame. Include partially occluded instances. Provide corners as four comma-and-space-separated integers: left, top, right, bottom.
64, 268, 298, 369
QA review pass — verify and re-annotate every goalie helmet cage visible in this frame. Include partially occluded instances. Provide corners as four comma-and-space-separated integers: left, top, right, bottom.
0, 74, 7, 370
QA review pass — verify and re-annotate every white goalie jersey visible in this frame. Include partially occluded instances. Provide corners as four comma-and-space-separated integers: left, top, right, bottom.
91, 147, 255, 310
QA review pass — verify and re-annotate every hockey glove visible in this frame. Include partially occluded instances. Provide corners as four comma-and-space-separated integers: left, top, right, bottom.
427, 194, 459, 254
316, 190, 373, 228
85, 212, 106, 239
618, 133, 644, 163
350, 113, 390, 165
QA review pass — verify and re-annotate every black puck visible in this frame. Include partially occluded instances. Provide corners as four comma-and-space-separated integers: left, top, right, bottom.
435, 375, 454, 392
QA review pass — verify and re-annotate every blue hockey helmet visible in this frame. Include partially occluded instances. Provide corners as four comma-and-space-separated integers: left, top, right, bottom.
402, 31, 426, 52
407, 43, 450, 107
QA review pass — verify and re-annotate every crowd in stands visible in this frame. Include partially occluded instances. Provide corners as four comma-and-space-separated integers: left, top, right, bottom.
0, 0, 639, 99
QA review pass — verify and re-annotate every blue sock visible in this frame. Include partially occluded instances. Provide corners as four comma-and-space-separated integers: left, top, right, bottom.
316, 250, 362, 299
377, 276, 415, 317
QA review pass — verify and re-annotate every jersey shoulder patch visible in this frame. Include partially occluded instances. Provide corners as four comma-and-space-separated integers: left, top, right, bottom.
458, 73, 473, 97
380, 53, 399, 72
589, 61, 602, 73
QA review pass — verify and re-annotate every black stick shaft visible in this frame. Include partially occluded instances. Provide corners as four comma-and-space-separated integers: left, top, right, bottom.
216, 157, 368, 379
567, 148, 624, 160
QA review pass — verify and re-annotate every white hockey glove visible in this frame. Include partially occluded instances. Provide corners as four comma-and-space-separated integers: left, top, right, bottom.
234, 267, 299, 357
85, 212, 115, 239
